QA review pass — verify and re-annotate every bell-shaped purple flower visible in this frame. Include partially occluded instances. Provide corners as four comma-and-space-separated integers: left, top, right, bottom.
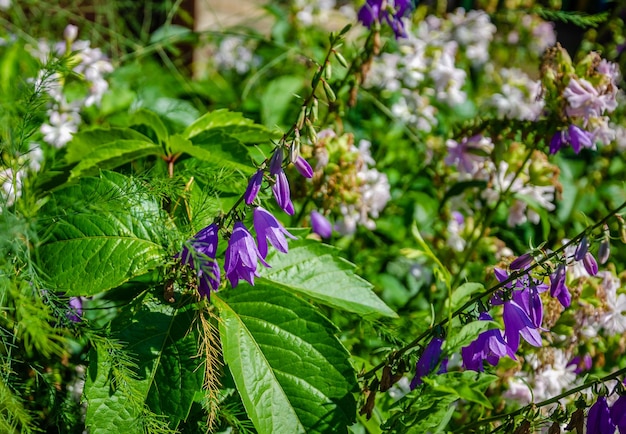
462, 312, 516, 372
510, 253, 533, 270
68, 297, 84, 323
253, 207, 296, 259
294, 155, 313, 178
568, 124, 593, 153
269, 147, 284, 176
311, 210, 332, 238
272, 171, 295, 215
179, 223, 221, 297
583, 252, 598, 276
549, 130, 566, 154
574, 236, 589, 261
357, 0, 413, 39
598, 239, 611, 264
550, 264, 571, 308
225, 222, 269, 288
587, 396, 615, 434
610, 394, 626, 433
409, 337, 447, 390
244, 169, 264, 205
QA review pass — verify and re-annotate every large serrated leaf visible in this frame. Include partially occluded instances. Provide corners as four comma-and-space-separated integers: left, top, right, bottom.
65, 128, 155, 164
178, 131, 255, 175
84, 294, 202, 432
214, 284, 357, 434
37, 172, 167, 294
259, 239, 397, 318
69, 139, 163, 180
183, 108, 277, 142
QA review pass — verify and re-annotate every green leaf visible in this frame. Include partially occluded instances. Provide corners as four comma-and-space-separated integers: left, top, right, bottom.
259, 239, 397, 318
423, 371, 497, 409
183, 108, 277, 142
444, 320, 500, 353
37, 172, 167, 294
69, 139, 163, 180
445, 282, 484, 313
170, 132, 255, 175
130, 108, 170, 144
85, 294, 202, 432
66, 127, 154, 163
214, 284, 357, 434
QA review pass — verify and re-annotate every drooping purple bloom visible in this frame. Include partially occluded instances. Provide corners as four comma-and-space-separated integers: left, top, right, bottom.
610, 394, 626, 433
583, 252, 598, 276
492, 268, 543, 352
269, 147, 284, 176
358, 0, 413, 38
549, 126, 594, 154
244, 169, 264, 205
461, 312, 516, 372
598, 239, 611, 264
272, 171, 295, 215
567, 354, 592, 374
410, 337, 447, 390
67, 297, 83, 323
253, 207, 296, 259
568, 125, 594, 153
550, 264, 571, 308
225, 222, 269, 288
294, 155, 313, 179
587, 396, 615, 434
510, 253, 533, 270
179, 223, 221, 297
310, 210, 332, 238
574, 236, 589, 261
549, 130, 566, 154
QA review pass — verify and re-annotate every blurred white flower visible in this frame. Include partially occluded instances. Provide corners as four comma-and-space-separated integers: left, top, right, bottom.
41, 111, 80, 148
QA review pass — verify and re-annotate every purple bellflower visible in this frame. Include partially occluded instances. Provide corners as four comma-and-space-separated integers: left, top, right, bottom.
462, 312, 517, 372
179, 223, 221, 297
310, 210, 332, 238
253, 207, 296, 259
67, 297, 83, 323
549, 125, 594, 155
294, 155, 313, 179
510, 253, 534, 270
567, 354, 592, 374
269, 147, 284, 176
225, 222, 269, 288
244, 169, 264, 205
492, 268, 543, 353
583, 252, 598, 276
574, 236, 589, 261
272, 171, 295, 215
358, 0, 413, 39
409, 337, 447, 390
587, 396, 616, 434
611, 394, 626, 433
550, 264, 571, 308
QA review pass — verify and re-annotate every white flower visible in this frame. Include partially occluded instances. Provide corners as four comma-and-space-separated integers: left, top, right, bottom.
41, 111, 80, 148
446, 211, 466, 251
597, 271, 626, 335
0, 168, 24, 208
0, 0, 10, 10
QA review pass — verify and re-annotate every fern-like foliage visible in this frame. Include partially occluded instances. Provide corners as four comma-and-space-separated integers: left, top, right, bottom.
530, 8, 609, 28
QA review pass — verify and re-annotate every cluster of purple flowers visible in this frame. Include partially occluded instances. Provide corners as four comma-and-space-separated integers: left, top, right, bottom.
179, 147, 319, 296
357, 0, 413, 38
462, 237, 601, 372
408, 237, 603, 386
587, 394, 626, 433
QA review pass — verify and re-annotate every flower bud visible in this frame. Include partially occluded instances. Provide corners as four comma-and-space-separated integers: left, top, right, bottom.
269, 147, 284, 176
598, 239, 610, 265
583, 252, 598, 276
311, 210, 332, 238
574, 236, 589, 261
64, 24, 79, 44
510, 253, 533, 270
